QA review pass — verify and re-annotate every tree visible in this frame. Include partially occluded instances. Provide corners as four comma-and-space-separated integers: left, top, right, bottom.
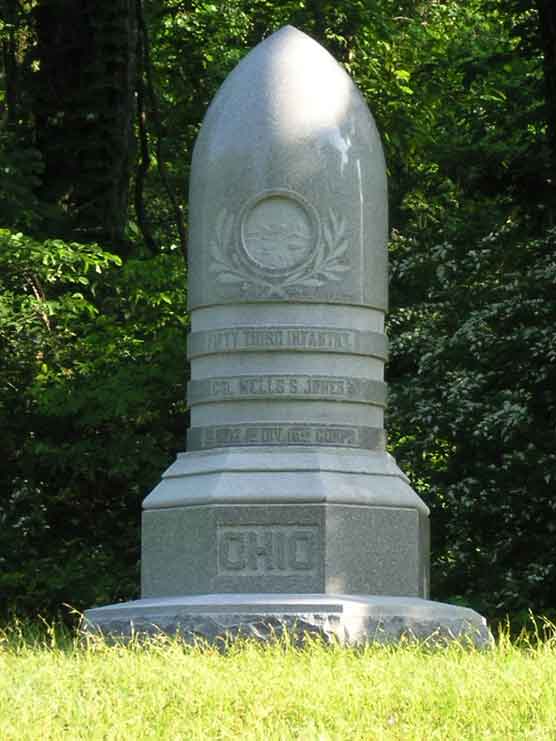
537, 0, 556, 171
382, 0, 556, 618
31, 0, 137, 249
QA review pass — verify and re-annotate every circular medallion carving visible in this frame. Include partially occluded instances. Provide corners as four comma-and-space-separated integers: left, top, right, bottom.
240, 190, 319, 273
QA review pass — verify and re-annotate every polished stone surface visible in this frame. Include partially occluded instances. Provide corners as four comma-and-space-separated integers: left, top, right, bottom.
188, 25, 388, 309
186, 26, 389, 451
140, 23, 430, 612
143, 447, 428, 510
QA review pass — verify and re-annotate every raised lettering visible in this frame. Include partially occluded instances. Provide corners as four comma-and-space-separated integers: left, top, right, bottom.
188, 327, 388, 359
247, 531, 274, 571
288, 531, 314, 570
220, 533, 246, 570
188, 424, 386, 451
217, 526, 319, 576
189, 375, 386, 405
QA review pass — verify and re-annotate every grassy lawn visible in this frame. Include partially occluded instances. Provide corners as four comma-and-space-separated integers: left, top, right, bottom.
1, 621, 555, 740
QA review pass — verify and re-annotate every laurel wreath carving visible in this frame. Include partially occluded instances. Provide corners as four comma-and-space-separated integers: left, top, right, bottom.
208, 208, 350, 298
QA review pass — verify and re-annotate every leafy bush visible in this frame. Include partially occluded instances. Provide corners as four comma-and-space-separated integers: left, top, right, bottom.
0, 230, 188, 616
388, 224, 556, 618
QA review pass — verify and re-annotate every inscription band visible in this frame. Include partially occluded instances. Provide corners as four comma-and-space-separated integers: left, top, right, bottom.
188, 424, 386, 450
188, 326, 388, 359
188, 375, 387, 405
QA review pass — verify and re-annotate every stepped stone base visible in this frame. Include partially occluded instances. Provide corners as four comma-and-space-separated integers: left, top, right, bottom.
84, 594, 491, 648
141, 448, 431, 599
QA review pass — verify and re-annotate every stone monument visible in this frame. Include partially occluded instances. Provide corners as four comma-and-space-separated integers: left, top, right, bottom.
85, 26, 490, 646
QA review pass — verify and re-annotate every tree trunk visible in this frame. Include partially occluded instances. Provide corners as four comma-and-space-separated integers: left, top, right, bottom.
33, 0, 137, 251
1, 0, 19, 125
537, 0, 556, 175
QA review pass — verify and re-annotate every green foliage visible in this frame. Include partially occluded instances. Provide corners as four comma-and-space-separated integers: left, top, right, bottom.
388, 223, 556, 616
0, 229, 188, 615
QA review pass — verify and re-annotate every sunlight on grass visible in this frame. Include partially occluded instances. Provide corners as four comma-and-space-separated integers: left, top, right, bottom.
1, 618, 556, 740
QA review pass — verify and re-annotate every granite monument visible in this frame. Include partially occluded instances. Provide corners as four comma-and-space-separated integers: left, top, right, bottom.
85, 26, 490, 646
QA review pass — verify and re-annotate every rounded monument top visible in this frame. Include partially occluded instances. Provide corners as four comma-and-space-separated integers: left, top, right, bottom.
188, 26, 388, 310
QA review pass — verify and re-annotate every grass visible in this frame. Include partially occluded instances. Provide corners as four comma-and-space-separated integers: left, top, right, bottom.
1, 619, 556, 740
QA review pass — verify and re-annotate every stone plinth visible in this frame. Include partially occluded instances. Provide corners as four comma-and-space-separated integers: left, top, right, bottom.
141, 448, 429, 599
85, 594, 491, 648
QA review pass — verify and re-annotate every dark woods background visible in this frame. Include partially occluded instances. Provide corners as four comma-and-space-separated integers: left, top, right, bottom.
1, 0, 555, 624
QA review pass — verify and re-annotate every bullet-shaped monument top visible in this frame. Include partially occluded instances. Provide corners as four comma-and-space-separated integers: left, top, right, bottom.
189, 25, 388, 309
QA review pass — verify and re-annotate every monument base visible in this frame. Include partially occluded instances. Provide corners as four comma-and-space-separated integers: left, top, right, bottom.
83, 594, 491, 648
141, 447, 430, 599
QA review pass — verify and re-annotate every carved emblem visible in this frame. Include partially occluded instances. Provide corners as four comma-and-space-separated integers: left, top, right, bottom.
209, 189, 350, 298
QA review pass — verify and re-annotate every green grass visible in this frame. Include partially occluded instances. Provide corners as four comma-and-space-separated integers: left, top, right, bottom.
1, 620, 556, 740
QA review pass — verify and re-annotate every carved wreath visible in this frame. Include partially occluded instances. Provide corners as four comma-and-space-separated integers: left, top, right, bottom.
208, 209, 350, 298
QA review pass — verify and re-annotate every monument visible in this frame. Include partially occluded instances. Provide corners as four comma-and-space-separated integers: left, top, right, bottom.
85, 26, 490, 645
